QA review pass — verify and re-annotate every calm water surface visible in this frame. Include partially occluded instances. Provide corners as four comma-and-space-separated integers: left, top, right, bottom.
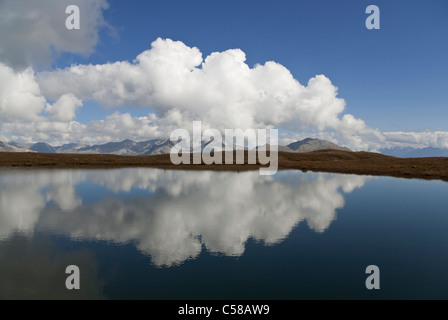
0, 168, 447, 299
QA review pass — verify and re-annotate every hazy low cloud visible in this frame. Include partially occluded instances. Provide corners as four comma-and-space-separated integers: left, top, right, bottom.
383, 131, 448, 149
2, 112, 165, 145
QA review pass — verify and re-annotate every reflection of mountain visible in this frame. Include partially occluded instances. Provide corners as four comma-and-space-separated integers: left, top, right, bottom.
0, 169, 369, 267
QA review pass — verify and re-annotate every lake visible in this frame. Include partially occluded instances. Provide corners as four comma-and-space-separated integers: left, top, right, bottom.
0, 168, 447, 299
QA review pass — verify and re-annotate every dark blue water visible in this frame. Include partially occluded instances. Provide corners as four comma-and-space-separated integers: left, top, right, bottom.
0, 168, 447, 299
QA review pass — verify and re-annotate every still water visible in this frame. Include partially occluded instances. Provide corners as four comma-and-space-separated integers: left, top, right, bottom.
0, 168, 447, 299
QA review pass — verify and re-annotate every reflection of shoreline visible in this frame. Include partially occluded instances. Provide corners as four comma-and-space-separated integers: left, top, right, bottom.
1, 150, 447, 181
0, 169, 369, 267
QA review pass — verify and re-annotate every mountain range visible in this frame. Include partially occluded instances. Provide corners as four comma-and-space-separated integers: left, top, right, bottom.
2, 137, 446, 157
1, 137, 352, 156
5, 139, 176, 156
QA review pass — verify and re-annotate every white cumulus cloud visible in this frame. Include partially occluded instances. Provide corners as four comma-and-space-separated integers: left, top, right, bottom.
37, 38, 385, 149
0, 14, 446, 152
0, 63, 46, 121
45, 93, 83, 122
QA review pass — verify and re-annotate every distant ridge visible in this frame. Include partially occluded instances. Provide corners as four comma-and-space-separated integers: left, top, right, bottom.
8, 138, 448, 157
75, 138, 176, 156
0, 141, 15, 152
0, 141, 29, 152
287, 138, 352, 152
0, 139, 176, 156
0, 137, 350, 156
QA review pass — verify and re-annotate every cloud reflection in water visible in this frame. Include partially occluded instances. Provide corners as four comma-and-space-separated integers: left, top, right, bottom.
0, 169, 369, 267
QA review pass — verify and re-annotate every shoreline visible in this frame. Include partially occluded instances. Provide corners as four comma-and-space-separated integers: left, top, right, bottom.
0, 150, 447, 182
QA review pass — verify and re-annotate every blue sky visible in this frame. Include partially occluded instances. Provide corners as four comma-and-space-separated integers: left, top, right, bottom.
0, 0, 447, 149
62, 0, 448, 132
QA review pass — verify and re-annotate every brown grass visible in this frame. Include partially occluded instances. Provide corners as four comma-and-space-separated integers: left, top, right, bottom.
0, 150, 447, 182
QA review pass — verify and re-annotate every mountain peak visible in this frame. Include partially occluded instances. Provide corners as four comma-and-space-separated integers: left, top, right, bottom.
29, 142, 57, 153
287, 138, 351, 153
